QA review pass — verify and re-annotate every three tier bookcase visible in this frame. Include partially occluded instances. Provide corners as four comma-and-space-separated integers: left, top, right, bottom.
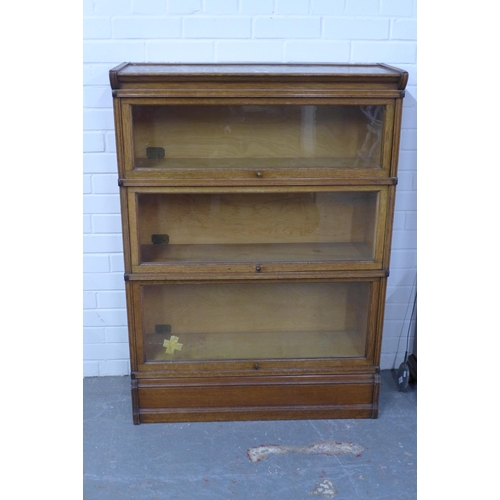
109, 63, 407, 424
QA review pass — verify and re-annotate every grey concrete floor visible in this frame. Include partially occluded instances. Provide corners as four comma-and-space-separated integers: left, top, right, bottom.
83, 370, 416, 499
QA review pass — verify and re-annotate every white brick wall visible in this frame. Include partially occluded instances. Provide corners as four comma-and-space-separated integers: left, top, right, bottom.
83, 0, 417, 376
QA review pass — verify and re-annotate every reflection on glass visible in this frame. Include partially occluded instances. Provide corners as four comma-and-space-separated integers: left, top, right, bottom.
137, 192, 378, 265
142, 282, 370, 361
354, 106, 384, 167
132, 105, 385, 169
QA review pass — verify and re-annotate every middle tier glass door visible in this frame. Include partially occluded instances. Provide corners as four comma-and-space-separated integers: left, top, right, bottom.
130, 189, 386, 272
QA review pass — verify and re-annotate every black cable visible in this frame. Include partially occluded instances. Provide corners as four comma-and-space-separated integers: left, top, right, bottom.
403, 291, 417, 363
393, 273, 417, 369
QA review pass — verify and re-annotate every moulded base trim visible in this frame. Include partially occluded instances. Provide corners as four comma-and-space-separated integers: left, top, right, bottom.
131, 373, 379, 423
138, 405, 374, 423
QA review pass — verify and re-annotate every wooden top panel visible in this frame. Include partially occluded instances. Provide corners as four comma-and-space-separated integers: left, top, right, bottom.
110, 63, 408, 91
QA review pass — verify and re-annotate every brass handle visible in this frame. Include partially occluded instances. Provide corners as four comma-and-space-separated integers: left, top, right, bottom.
256, 171, 262, 178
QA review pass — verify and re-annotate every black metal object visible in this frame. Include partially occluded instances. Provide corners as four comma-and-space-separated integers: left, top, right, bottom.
152, 234, 169, 245
146, 147, 165, 159
155, 324, 172, 334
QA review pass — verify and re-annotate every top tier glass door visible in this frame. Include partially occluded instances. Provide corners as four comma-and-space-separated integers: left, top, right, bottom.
129, 104, 388, 174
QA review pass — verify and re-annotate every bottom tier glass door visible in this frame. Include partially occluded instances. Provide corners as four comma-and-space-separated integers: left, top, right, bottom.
139, 281, 371, 362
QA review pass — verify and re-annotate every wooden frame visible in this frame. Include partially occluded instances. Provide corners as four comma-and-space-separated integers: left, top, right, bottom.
110, 63, 407, 423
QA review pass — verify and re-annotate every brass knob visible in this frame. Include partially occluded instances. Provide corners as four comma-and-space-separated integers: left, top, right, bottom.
255, 265, 261, 272
256, 171, 262, 178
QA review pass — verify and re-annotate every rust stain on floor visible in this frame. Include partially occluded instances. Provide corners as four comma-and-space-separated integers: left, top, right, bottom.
247, 440, 364, 463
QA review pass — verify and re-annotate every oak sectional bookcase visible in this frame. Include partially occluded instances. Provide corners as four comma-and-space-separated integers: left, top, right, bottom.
109, 63, 407, 424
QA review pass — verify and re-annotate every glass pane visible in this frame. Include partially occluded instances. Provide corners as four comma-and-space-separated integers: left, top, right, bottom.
142, 282, 370, 361
132, 105, 384, 169
137, 192, 378, 265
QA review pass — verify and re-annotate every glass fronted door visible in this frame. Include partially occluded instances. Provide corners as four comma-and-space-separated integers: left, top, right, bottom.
125, 103, 391, 178
140, 282, 371, 362
132, 190, 384, 271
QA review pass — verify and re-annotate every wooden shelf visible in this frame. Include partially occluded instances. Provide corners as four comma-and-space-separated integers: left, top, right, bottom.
140, 242, 373, 264
145, 329, 365, 361
135, 157, 380, 169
